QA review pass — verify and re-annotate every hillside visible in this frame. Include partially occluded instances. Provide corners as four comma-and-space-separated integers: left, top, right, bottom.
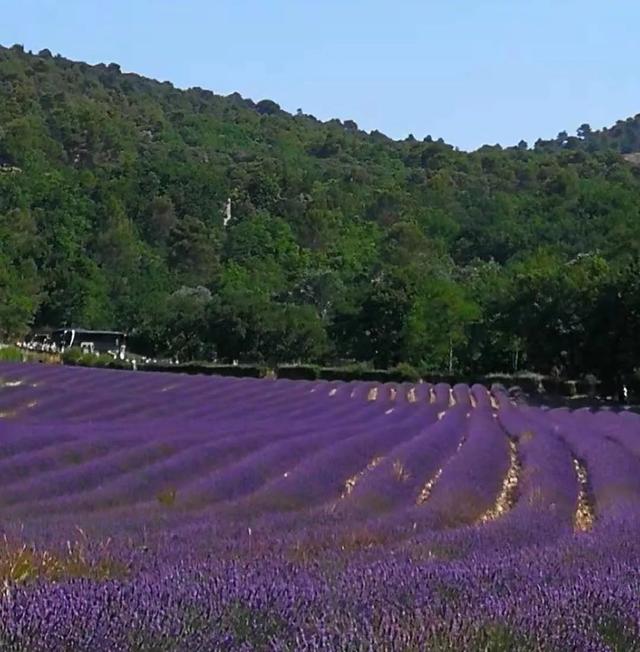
534, 115, 640, 154
2, 43, 640, 387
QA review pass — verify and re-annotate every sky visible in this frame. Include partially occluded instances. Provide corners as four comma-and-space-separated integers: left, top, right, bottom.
1, 0, 639, 150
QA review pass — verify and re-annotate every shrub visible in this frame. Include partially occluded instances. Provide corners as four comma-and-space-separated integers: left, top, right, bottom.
392, 362, 422, 382
141, 362, 270, 378
277, 364, 320, 380
156, 487, 177, 507
0, 538, 127, 584
0, 346, 23, 362
62, 349, 127, 370
319, 362, 376, 382
61, 348, 84, 365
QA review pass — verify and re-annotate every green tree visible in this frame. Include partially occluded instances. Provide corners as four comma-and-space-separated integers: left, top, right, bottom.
168, 216, 220, 285
403, 277, 480, 372
0, 208, 42, 337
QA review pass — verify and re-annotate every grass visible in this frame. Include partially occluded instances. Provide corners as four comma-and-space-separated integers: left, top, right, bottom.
0, 535, 128, 586
156, 487, 178, 507
598, 616, 640, 652
0, 346, 23, 362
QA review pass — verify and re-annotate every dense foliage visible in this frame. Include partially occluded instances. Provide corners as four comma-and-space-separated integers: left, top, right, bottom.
2, 363, 640, 649
2, 44, 640, 391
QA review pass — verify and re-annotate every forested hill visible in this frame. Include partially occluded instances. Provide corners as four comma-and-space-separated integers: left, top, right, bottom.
533, 116, 640, 155
2, 43, 640, 387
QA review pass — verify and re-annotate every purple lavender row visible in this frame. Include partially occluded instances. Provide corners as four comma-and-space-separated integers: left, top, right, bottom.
470, 383, 493, 409
10, 394, 415, 516
0, 426, 143, 487
497, 402, 577, 529
535, 407, 640, 525
1, 534, 639, 650
417, 408, 509, 527
245, 403, 438, 514
0, 422, 82, 456
588, 410, 640, 458
341, 405, 468, 517
1, 364, 307, 423
4, 376, 408, 516
173, 404, 432, 511
1, 398, 394, 515
452, 383, 472, 407
89, 402, 410, 514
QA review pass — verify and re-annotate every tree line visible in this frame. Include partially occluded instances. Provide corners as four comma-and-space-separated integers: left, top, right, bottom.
2, 43, 640, 394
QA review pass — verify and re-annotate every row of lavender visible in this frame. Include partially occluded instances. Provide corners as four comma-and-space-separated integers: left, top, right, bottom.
2, 362, 638, 529
1, 362, 639, 649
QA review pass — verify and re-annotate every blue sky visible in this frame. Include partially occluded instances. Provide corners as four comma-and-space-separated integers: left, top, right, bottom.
2, 0, 639, 150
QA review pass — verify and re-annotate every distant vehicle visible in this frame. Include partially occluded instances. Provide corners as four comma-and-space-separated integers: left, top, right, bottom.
51, 329, 127, 358
30, 333, 52, 351
20, 332, 55, 352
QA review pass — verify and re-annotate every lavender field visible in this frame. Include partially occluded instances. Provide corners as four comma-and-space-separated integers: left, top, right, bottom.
1, 362, 639, 650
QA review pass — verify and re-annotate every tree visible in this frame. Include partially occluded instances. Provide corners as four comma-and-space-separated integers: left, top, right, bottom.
168, 216, 219, 285
3, 42, 640, 379
577, 123, 592, 139
581, 260, 640, 397
403, 277, 479, 371
156, 286, 215, 361
256, 99, 281, 116
145, 195, 176, 245
0, 209, 42, 337
0, 254, 40, 338
335, 272, 413, 368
